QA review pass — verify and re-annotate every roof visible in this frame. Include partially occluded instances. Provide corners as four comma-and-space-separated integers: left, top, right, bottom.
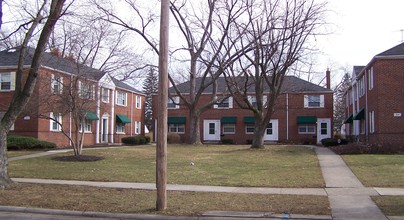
376, 42, 404, 57
169, 76, 332, 94
111, 77, 143, 94
0, 47, 142, 93
353, 66, 365, 77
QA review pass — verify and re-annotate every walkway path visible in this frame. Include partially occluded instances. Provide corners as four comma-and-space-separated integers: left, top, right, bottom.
7, 146, 404, 220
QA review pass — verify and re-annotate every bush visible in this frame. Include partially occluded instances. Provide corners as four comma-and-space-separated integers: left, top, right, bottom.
167, 132, 181, 144
221, 139, 234, 145
321, 138, 348, 147
121, 135, 151, 145
7, 135, 56, 150
330, 143, 403, 155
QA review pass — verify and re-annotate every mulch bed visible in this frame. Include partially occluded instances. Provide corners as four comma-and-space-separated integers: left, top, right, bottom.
52, 155, 105, 162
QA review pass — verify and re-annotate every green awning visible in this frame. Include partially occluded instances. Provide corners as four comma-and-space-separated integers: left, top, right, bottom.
168, 116, 186, 124
344, 114, 353, 124
353, 108, 365, 120
244, 116, 255, 124
221, 116, 237, 124
297, 116, 317, 124
116, 114, 131, 124
85, 111, 99, 121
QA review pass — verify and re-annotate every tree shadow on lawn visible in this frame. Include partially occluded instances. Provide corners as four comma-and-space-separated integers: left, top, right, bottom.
52, 155, 105, 162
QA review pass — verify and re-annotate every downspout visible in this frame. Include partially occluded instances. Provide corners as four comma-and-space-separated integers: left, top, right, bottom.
365, 70, 369, 142
69, 75, 73, 146
110, 90, 115, 143
96, 85, 101, 144
130, 93, 133, 136
286, 93, 289, 141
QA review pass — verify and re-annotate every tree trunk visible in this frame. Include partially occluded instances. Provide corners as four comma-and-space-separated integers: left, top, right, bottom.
188, 109, 202, 145
0, 128, 13, 189
251, 122, 266, 148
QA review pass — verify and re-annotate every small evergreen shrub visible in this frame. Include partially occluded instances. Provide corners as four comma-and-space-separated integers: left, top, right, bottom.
7, 135, 56, 150
221, 139, 234, 145
121, 135, 150, 145
321, 138, 349, 147
167, 132, 181, 144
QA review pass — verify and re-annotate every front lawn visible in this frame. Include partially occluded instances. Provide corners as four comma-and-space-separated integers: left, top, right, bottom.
342, 154, 404, 187
9, 145, 324, 188
373, 196, 404, 216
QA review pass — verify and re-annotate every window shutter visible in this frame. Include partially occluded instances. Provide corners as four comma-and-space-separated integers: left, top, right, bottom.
263, 96, 268, 108
92, 85, 95, 99
304, 95, 308, 108
10, 72, 16, 91
320, 95, 325, 108
51, 74, 55, 93
78, 81, 82, 98
175, 96, 180, 109
59, 77, 63, 94
213, 96, 218, 109
125, 93, 127, 106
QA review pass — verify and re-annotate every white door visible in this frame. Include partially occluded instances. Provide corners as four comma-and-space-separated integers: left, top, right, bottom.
101, 118, 108, 143
317, 118, 331, 143
203, 120, 221, 141
264, 119, 279, 141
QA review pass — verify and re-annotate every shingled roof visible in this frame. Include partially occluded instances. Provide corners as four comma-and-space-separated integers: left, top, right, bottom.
0, 47, 141, 93
376, 42, 404, 57
169, 76, 332, 94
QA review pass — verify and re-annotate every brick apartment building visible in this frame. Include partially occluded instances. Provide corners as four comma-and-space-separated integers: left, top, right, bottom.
0, 47, 145, 147
343, 42, 404, 146
154, 75, 333, 144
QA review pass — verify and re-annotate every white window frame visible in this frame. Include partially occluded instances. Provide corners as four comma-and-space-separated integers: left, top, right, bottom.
135, 121, 141, 134
0, 72, 15, 91
304, 95, 324, 108
245, 125, 255, 134
214, 97, 233, 109
51, 74, 63, 94
136, 96, 141, 109
369, 111, 375, 133
116, 91, 127, 106
248, 95, 267, 108
79, 120, 92, 133
116, 123, 125, 134
102, 88, 109, 103
368, 67, 374, 90
168, 124, 185, 133
79, 81, 95, 100
167, 96, 180, 109
50, 112, 62, 131
298, 124, 316, 134
222, 124, 236, 134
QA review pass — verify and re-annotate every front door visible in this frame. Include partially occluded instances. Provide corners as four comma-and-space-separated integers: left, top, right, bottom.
203, 120, 221, 141
102, 118, 108, 143
264, 119, 279, 141
317, 118, 331, 143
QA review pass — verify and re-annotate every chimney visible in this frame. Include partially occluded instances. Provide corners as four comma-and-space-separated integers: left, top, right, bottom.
326, 68, 331, 89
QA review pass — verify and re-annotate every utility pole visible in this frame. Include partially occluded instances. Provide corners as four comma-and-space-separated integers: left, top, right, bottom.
156, 0, 169, 211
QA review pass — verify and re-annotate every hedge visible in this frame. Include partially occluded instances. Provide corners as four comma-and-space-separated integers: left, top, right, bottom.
7, 135, 57, 150
121, 135, 151, 145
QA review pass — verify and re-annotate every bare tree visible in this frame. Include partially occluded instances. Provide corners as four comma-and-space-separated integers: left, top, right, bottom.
0, 0, 67, 189
333, 71, 350, 134
96, 0, 253, 144
224, 0, 327, 148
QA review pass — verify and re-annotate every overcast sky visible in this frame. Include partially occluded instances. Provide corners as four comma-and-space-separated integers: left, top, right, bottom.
320, 0, 404, 71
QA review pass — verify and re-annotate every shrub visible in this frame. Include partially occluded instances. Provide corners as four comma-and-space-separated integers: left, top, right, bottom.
167, 132, 181, 144
7, 135, 56, 150
121, 135, 151, 145
321, 138, 349, 147
331, 143, 403, 155
221, 139, 234, 145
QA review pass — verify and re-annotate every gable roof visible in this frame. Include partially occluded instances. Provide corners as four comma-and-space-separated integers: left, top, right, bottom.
170, 76, 332, 94
376, 42, 404, 57
0, 46, 105, 81
111, 77, 143, 94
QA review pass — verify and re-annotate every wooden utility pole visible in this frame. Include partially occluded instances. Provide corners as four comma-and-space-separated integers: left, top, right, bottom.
156, 0, 169, 211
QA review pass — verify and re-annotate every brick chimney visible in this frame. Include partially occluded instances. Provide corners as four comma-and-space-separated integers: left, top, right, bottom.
326, 68, 331, 89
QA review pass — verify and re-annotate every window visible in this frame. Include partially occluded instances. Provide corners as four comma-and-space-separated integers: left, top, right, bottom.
80, 120, 92, 132
320, 123, 327, 135
369, 111, 375, 133
222, 124, 235, 134
169, 124, 185, 133
102, 88, 109, 103
368, 67, 374, 90
0, 72, 15, 91
79, 82, 94, 99
51, 74, 63, 94
167, 96, 179, 109
298, 124, 315, 134
304, 95, 324, 108
248, 95, 268, 107
358, 77, 365, 97
135, 121, 141, 134
116, 123, 125, 133
245, 125, 255, 134
136, 96, 141, 109
266, 123, 273, 135
50, 112, 62, 131
116, 91, 127, 106
214, 97, 233, 109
